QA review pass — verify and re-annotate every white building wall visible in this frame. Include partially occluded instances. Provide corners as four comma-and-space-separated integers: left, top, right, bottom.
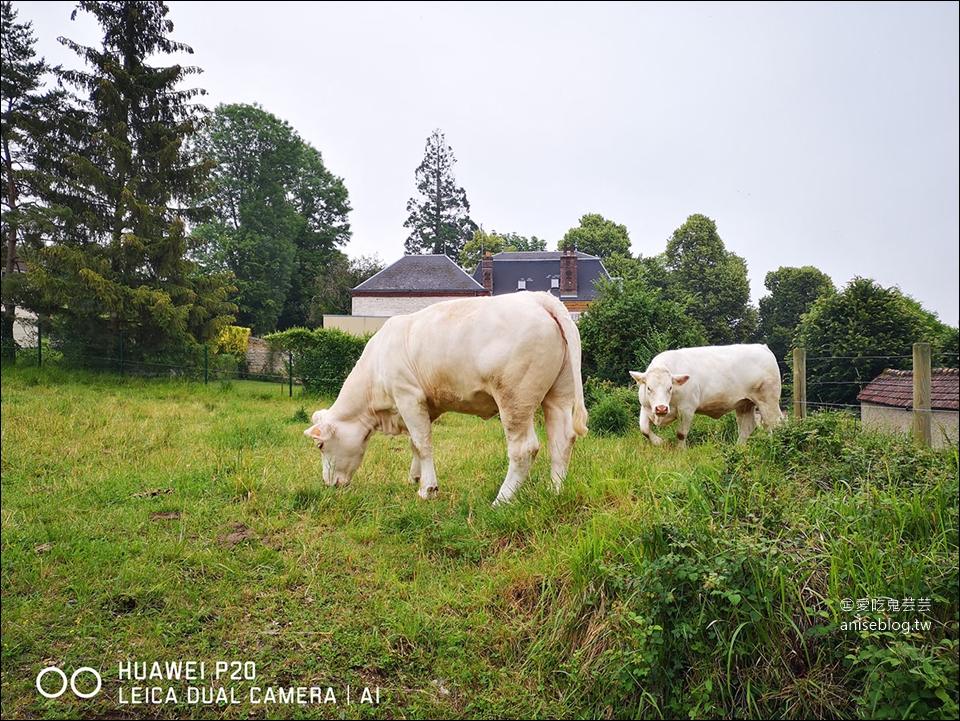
14, 307, 38, 347
861, 403, 959, 450
352, 295, 467, 317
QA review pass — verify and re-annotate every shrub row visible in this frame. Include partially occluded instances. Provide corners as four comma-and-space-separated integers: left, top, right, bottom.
265, 326, 371, 397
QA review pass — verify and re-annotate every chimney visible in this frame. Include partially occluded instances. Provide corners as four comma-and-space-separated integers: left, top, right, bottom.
481, 252, 494, 292
560, 250, 577, 296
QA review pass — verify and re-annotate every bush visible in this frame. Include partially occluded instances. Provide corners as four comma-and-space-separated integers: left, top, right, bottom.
215, 325, 251, 361
266, 326, 370, 397
583, 378, 640, 437
589, 394, 634, 436
578, 278, 708, 385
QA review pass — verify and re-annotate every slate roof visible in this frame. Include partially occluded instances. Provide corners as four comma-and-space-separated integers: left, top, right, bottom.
352, 254, 487, 293
857, 368, 959, 411
470, 250, 610, 301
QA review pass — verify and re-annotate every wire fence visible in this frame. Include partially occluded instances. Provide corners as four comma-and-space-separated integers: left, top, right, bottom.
788, 349, 958, 415
7, 320, 959, 440
8, 322, 298, 395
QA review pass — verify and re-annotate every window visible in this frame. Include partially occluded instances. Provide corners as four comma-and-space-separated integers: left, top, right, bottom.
517, 279, 527, 290
550, 277, 560, 289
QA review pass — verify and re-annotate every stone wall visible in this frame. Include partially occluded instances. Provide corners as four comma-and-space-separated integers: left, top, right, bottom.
245, 336, 288, 376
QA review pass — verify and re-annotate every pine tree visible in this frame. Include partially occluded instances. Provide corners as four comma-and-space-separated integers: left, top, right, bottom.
0, 0, 64, 360
26, 0, 234, 365
403, 129, 477, 258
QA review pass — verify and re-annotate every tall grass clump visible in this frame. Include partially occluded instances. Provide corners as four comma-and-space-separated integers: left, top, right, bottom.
525, 413, 958, 719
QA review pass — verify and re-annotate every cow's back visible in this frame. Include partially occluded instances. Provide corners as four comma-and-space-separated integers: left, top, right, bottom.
652, 344, 781, 409
369, 293, 575, 417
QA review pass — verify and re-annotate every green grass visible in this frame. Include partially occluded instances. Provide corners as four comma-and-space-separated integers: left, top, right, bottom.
1, 366, 957, 719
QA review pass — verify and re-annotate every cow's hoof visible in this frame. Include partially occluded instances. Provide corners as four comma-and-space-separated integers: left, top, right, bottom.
409, 475, 420, 485
418, 486, 438, 500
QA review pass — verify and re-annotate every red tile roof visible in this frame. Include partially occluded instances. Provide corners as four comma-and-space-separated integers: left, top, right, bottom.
857, 368, 959, 411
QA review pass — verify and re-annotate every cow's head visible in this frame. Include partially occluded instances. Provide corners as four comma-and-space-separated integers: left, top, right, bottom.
629, 368, 690, 420
304, 409, 373, 488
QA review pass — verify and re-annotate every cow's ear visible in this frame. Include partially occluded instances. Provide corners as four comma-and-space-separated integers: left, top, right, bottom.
304, 423, 323, 440
629, 371, 646, 386
673, 374, 691, 386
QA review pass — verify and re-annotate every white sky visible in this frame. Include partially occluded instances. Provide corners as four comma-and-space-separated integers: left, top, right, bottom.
14, 1, 960, 326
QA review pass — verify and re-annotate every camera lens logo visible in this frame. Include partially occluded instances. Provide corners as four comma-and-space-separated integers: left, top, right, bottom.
36, 667, 102, 699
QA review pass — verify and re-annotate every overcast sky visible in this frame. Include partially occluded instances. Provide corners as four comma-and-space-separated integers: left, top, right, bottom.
14, 1, 960, 326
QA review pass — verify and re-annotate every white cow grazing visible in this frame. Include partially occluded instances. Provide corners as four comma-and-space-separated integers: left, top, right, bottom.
629, 344, 782, 448
305, 292, 589, 505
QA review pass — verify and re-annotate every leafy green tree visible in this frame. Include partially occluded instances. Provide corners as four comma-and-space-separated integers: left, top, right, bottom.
304, 252, 384, 321
192, 102, 351, 334
758, 266, 835, 366
458, 230, 547, 272
404, 128, 477, 258
22, 0, 235, 364
578, 277, 708, 385
660, 213, 757, 345
602, 252, 643, 282
559, 213, 631, 259
1, 0, 64, 360
459, 229, 506, 273
794, 277, 950, 409
501, 232, 548, 252
937, 324, 959, 368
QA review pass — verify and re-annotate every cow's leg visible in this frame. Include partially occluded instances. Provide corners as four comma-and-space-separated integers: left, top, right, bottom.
735, 403, 757, 444
492, 409, 540, 506
542, 397, 577, 494
396, 397, 438, 499
639, 406, 664, 446
675, 410, 694, 450
408, 439, 421, 485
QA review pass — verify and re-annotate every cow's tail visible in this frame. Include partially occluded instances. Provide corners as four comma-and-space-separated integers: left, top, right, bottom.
542, 295, 589, 437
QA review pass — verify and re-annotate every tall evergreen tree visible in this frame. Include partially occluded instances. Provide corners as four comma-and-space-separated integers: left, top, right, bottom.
24, 0, 235, 364
191, 103, 351, 334
404, 129, 477, 258
0, 0, 63, 360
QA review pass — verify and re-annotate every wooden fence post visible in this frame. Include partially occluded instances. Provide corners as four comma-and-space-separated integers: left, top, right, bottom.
913, 342, 932, 447
793, 347, 806, 420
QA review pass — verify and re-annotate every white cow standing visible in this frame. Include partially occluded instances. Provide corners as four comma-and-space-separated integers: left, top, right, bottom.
305, 292, 589, 505
629, 344, 783, 448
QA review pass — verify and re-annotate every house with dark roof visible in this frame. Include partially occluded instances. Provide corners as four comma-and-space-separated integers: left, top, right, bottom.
350, 254, 489, 317
857, 368, 959, 448
471, 250, 610, 318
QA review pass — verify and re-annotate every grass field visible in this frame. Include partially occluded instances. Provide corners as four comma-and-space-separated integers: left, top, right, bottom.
1, 366, 957, 720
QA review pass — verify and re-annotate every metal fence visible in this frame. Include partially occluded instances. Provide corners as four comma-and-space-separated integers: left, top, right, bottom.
8, 322, 297, 395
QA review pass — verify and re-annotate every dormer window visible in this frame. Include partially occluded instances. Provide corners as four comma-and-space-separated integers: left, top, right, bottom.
517, 279, 527, 290
550, 277, 560, 289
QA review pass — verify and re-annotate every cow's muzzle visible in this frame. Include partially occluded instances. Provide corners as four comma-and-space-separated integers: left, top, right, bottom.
654, 405, 669, 416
